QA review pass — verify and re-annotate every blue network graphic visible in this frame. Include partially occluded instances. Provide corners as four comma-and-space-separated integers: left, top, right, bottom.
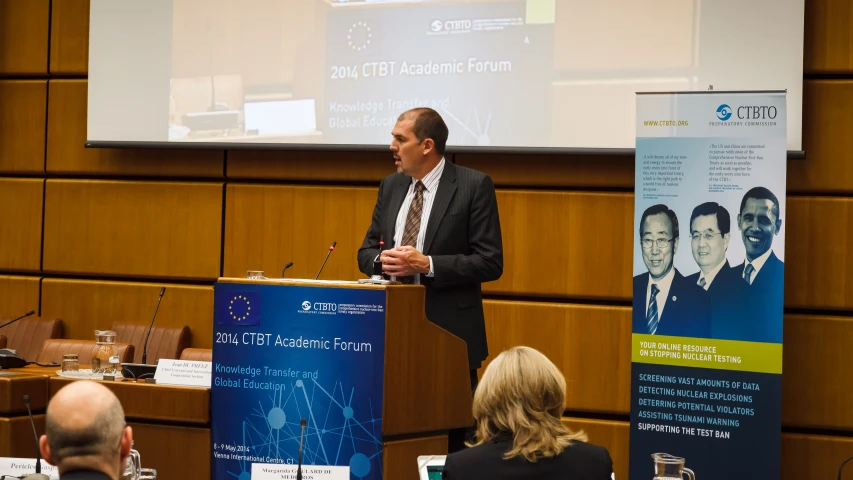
227, 378, 383, 480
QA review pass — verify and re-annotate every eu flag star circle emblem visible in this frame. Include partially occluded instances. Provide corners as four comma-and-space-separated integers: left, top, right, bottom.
228, 295, 252, 322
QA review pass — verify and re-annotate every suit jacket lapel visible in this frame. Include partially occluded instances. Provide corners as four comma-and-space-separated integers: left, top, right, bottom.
707, 260, 732, 293
386, 175, 409, 247
422, 163, 457, 254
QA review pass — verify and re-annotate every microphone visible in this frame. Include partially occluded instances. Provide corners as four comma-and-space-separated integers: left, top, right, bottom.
358, 236, 391, 285
296, 418, 307, 480
0, 310, 35, 330
281, 262, 294, 278
314, 242, 336, 280
141, 287, 166, 365
838, 455, 853, 480
22, 395, 49, 480
372, 235, 385, 276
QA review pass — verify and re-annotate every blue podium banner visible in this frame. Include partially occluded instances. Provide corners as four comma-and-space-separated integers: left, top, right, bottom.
211, 282, 387, 480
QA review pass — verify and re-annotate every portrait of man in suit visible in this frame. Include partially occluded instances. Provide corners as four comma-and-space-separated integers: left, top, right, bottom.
632, 204, 711, 338
731, 186, 784, 343
735, 186, 784, 287
357, 107, 504, 390
685, 202, 749, 340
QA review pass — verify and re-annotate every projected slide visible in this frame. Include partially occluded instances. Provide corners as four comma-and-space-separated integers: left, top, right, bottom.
166, 0, 551, 147
87, 0, 805, 150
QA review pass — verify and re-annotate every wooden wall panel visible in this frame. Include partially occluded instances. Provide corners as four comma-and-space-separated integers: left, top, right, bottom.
560, 419, 853, 480
482, 301, 853, 430
480, 191, 853, 311
562, 417, 629, 480
41, 279, 214, 348
0, 0, 49, 74
782, 313, 853, 430
43, 180, 223, 280
804, 0, 853, 73
789, 81, 853, 193
0, 80, 47, 173
227, 149, 393, 182
383, 435, 447, 480
483, 300, 632, 414
0, 415, 46, 458
785, 197, 853, 311
49, 0, 90, 74
223, 184, 377, 280
456, 153, 634, 189
47, 80, 224, 177
0, 275, 40, 319
783, 433, 853, 480
0, 179, 43, 272
485, 190, 633, 299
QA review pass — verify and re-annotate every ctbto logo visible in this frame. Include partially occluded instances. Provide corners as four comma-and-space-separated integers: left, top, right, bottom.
312, 302, 337, 312
430, 18, 471, 32
301, 301, 311, 311
716, 104, 732, 121
736, 106, 777, 120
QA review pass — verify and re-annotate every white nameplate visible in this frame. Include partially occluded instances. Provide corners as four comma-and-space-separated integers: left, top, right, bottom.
251, 464, 349, 480
154, 359, 212, 387
0, 458, 59, 479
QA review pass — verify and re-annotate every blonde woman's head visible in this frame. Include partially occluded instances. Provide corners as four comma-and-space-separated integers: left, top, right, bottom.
470, 346, 586, 461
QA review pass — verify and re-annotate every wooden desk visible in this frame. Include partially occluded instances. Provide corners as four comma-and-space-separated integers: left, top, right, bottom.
0, 367, 210, 479
0, 371, 48, 414
49, 377, 209, 425
0, 371, 48, 458
3, 365, 445, 479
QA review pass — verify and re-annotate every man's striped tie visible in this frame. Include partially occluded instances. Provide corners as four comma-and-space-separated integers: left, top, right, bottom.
647, 283, 660, 335
398, 181, 425, 284
743, 263, 755, 285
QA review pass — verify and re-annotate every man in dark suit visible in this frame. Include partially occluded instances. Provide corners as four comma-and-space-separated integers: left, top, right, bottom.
357, 107, 503, 389
731, 187, 784, 343
40, 380, 134, 480
632, 204, 712, 338
685, 202, 749, 340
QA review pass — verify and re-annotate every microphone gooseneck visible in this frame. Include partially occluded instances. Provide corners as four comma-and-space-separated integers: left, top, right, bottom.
315, 242, 337, 280
141, 287, 166, 365
0, 310, 36, 330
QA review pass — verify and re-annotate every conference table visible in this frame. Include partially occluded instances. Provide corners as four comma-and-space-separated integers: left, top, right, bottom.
0, 366, 210, 479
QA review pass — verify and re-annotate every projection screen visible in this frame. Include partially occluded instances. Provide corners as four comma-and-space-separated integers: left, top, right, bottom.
87, 0, 805, 152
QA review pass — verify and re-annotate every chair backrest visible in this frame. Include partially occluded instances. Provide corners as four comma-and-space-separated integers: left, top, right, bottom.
111, 324, 191, 364
36, 339, 135, 365
0, 317, 63, 361
179, 348, 212, 362
0, 335, 6, 349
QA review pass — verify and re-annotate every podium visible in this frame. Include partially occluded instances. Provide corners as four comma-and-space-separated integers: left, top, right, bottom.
211, 278, 473, 480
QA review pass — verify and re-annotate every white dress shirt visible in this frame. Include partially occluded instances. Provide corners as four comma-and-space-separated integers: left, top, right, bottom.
646, 267, 676, 321
392, 158, 445, 283
742, 248, 773, 284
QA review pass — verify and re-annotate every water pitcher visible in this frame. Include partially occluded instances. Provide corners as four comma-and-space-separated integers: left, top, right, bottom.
652, 453, 695, 480
91, 330, 118, 374
120, 441, 141, 480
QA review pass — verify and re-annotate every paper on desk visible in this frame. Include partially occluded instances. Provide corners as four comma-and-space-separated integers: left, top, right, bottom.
154, 359, 212, 387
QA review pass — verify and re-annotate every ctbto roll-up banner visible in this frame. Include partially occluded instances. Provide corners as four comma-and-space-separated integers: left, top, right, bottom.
630, 91, 786, 479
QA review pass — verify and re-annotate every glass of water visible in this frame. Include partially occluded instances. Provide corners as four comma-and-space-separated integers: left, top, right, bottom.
139, 468, 157, 480
246, 270, 266, 279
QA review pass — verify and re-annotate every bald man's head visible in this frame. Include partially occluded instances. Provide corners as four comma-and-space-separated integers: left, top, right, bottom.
40, 381, 132, 477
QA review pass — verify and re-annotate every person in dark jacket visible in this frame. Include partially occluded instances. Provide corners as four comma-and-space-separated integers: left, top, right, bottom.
40, 381, 133, 480
443, 346, 614, 480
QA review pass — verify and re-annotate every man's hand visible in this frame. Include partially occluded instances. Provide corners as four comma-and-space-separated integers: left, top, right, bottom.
381, 246, 430, 277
